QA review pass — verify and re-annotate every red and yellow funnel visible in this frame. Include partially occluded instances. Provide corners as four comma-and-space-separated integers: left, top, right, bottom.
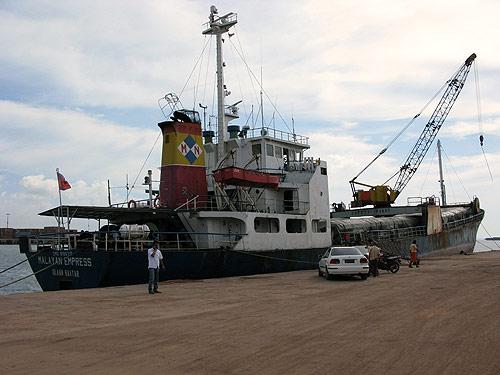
158, 119, 207, 209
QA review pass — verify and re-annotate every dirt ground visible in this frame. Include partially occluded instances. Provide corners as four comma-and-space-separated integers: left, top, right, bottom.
1, 251, 499, 375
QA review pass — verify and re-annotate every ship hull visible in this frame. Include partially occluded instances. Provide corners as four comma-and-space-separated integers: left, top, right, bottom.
25, 209, 483, 291
331, 206, 484, 259
373, 215, 482, 258
27, 247, 327, 291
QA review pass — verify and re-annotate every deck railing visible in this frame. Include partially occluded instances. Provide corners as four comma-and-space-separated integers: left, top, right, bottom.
245, 127, 309, 145
178, 196, 310, 215
29, 230, 245, 253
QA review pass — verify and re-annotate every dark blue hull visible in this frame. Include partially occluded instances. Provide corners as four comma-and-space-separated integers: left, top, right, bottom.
27, 247, 326, 291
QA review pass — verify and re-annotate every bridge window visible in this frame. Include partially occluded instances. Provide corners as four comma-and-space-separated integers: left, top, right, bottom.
275, 146, 282, 158
266, 144, 274, 157
252, 143, 262, 155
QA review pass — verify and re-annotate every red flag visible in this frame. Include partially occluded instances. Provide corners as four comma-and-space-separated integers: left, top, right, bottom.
57, 171, 71, 191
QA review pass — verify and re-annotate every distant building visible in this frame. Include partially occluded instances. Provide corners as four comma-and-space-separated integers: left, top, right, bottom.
0, 227, 77, 244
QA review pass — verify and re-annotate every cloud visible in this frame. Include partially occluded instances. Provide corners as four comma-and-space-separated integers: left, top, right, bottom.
440, 117, 500, 139
0, 1, 206, 107
2, 0, 500, 236
0, 100, 162, 227
0, 100, 160, 181
3, 0, 500, 122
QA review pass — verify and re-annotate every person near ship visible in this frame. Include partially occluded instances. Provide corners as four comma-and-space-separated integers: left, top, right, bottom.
147, 241, 165, 294
409, 240, 419, 268
367, 239, 381, 277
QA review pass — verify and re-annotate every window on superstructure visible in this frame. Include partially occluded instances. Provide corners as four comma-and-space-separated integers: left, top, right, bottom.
266, 144, 274, 157
275, 146, 282, 158
254, 217, 280, 233
286, 219, 306, 233
312, 219, 328, 233
252, 143, 262, 156
284, 190, 298, 212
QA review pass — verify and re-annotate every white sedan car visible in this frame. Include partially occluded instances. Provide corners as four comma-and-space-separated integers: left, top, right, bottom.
318, 247, 369, 280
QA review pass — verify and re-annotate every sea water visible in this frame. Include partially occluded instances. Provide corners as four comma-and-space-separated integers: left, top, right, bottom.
0, 245, 42, 295
1, 240, 499, 295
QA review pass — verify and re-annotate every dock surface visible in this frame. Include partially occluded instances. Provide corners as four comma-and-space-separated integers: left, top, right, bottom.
1, 252, 500, 374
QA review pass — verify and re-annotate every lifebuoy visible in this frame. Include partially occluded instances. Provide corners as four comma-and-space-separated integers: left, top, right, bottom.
128, 199, 137, 208
153, 197, 160, 208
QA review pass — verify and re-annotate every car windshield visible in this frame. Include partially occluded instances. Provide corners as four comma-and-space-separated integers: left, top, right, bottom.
330, 248, 361, 256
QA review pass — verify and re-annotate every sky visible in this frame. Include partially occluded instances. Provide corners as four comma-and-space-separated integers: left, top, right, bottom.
1, 0, 499, 237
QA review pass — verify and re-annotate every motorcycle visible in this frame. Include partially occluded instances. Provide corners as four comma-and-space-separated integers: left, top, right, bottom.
377, 252, 401, 273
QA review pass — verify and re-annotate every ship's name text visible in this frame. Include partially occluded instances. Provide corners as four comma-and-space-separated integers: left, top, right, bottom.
37, 255, 92, 267
52, 269, 80, 278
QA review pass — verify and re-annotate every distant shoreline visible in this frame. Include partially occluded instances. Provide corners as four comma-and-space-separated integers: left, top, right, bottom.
0, 239, 18, 245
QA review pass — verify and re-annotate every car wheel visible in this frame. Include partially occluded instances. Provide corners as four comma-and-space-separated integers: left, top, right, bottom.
318, 268, 323, 277
325, 267, 332, 280
389, 263, 400, 273
360, 274, 368, 280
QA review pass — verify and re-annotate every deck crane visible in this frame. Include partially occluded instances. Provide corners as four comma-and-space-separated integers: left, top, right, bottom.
350, 53, 477, 208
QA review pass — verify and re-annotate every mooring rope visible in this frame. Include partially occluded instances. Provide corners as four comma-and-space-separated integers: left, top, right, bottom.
0, 263, 54, 289
0, 245, 50, 275
225, 248, 318, 265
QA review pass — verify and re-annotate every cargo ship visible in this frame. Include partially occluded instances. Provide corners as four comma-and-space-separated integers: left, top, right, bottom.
19, 6, 484, 291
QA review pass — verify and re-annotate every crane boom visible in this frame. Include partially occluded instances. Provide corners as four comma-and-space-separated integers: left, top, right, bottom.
350, 53, 476, 208
392, 53, 476, 196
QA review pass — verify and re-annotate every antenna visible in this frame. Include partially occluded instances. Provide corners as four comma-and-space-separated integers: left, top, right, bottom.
199, 103, 208, 130
260, 66, 264, 128
202, 7, 238, 161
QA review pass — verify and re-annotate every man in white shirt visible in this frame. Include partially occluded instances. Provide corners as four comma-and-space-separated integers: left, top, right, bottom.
147, 241, 164, 294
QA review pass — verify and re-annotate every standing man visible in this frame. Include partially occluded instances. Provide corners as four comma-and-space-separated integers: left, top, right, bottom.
367, 239, 381, 277
147, 240, 164, 294
409, 240, 419, 268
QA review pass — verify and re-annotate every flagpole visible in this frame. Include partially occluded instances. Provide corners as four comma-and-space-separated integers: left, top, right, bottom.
56, 168, 62, 249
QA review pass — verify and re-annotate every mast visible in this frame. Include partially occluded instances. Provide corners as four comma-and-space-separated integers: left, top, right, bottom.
437, 139, 447, 205
260, 66, 264, 127
202, 6, 237, 161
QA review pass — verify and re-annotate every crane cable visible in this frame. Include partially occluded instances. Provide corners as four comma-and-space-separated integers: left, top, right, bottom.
351, 76, 451, 182
442, 147, 500, 250
473, 61, 493, 181
442, 147, 471, 201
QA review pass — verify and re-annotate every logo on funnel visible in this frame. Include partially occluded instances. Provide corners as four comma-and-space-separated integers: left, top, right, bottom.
178, 135, 203, 164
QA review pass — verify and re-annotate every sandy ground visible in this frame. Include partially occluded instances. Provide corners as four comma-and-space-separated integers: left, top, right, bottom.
1, 252, 499, 374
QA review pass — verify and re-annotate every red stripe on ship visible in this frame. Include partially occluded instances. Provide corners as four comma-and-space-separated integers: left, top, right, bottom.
158, 121, 202, 136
